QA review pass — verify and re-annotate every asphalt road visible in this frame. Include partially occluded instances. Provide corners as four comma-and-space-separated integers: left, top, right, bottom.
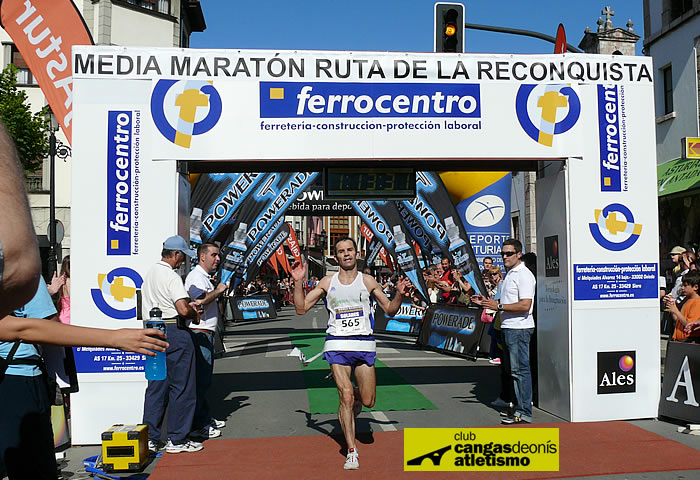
51, 304, 699, 480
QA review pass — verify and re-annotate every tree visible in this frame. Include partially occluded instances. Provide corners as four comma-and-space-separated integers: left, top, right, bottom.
0, 64, 49, 173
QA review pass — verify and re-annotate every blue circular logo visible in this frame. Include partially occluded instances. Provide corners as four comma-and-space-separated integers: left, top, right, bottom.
515, 84, 581, 147
151, 79, 222, 148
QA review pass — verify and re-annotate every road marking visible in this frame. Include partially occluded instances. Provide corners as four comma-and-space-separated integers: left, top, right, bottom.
379, 356, 467, 362
265, 339, 294, 357
312, 316, 319, 329
376, 347, 400, 354
370, 411, 396, 431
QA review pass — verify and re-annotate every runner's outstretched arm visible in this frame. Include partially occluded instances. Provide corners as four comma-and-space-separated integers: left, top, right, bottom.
291, 260, 328, 314
365, 274, 410, 317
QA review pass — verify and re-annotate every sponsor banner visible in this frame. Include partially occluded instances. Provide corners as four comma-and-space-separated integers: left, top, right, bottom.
106, 111, 141, 256
396, 201, 435, 257
573, 263, 657, 300
455, 173, 511, 269
597, 351, 636, 394
404, 428, 559, 471
73, 347, 145, 374
352, 200, 429, 301
2, 0, 94, 143
286, 186, 353, 216
597, 84, 628, 192
71, 48, 662, 161
659, 342, 700, 424
230, 294, 277, 321
373, 301, 425, 335
407, 172, 487, 295
190, 172, 265, 244
246, 222, 290, 280
286, 226, 302, 264
417, 304, 485, 358
276, 245, 291, 274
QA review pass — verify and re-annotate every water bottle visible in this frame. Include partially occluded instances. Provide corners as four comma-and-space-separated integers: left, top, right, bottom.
144, 307, 166, 381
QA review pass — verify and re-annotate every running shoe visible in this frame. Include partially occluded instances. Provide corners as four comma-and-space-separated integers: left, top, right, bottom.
165, 440, 203, 453
190, 425, 222, 440
210, 417, 226, 429
501, 415, 530, 425
148, 440, 165, 453
344, 449, 359, 470
488, 358, 501, 365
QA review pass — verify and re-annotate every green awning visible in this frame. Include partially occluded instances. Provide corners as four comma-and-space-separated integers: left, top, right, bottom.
657, 157, 700, 196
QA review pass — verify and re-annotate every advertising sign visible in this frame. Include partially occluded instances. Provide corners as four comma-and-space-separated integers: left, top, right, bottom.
373, 301, 425, 335
659, 342, 700, 424
230, 294, 278, 321
417, 304, 485, 358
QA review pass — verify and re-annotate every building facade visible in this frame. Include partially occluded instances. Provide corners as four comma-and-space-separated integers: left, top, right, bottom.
643, 0, 700, 255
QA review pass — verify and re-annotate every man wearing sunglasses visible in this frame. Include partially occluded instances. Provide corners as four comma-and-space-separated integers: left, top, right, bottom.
472, 239, 535, 424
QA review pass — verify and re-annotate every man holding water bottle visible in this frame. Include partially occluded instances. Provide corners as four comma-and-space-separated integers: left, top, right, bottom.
141, 235, 203, 454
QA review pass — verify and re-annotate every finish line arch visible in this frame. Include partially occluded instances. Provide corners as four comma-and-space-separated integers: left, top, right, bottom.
70, 46, 659, 443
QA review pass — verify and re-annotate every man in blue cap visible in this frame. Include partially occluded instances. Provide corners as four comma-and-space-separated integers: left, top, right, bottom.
142, 235, 204, 454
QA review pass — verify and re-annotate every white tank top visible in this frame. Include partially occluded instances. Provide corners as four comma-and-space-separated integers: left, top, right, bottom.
326, 272, 373, 336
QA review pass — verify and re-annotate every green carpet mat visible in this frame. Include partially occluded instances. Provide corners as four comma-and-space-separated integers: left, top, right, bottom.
289, 332, 437, 414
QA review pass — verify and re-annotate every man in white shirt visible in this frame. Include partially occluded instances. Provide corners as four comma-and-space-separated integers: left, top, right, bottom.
185, 243, 228, 440
142, 235, 203, 454
472, 238, 536, 424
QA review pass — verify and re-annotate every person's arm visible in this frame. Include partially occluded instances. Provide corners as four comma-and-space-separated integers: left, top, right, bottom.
367, 275, 409, 317
0, 124, 41, 316
0, 315, 168, 356
189, 282, 227, 306
175, 298, 200, 323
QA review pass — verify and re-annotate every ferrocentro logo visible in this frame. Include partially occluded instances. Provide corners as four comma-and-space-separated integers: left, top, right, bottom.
464, 195, 506, 228
91, 267, 143, 319
151, 79, 222, 148
588, 203, 642, 251
515, 84, 580, 147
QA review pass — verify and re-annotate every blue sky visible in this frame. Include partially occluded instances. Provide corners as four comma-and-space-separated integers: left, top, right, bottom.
191, 1, 643, 55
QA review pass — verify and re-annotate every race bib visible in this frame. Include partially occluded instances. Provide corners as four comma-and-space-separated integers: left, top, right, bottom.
336, 306, 364, 334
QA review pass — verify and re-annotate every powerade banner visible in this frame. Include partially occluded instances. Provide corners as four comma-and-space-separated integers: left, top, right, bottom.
454, 173, 511, 270
220, 172, 317, 286
229, 294, 277, 321
287, 186, 353, 216
396, 201, 435, 259
190, 172, 265, 244
352, 200, 429, 302
417, 304, 485, 359
1, 0, 94, 143
400, 172, 486, 295
246, 222, 290, 280
244, 217, 284, 275
373, 301, 425, 335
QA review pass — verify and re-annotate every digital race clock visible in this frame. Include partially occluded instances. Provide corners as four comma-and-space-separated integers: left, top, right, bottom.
324, 168, 416, 200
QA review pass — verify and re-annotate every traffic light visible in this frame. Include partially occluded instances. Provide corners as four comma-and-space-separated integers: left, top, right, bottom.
434, 2, 465, 53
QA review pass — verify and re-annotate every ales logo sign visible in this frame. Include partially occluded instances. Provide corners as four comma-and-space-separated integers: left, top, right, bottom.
597, 351, 635, 394
544, 235, 559, 278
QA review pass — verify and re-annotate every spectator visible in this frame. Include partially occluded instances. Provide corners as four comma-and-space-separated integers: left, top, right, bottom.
185, 243, 228, 442
141, 235, 203, 454
665, 271, 700, 341
472, 238, 536, 425
437, 257, 455, 303
0, 278, 167, 479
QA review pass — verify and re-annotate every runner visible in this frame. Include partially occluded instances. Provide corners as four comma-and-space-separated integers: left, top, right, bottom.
291, 236, 408, 470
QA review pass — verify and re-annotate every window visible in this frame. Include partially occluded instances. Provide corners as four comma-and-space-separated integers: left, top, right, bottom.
670, 0, 693, 21
329, 216, 349, 251
11, 45, 38, 86
511, 214, 520, 241
662, 65, 673, 114
125, 0, 170, 15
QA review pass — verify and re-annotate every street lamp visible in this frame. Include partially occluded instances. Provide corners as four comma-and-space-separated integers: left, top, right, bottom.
46, 110, 59, 277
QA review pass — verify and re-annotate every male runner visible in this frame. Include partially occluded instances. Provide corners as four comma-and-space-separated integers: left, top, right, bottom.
292, 237, 408, 470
